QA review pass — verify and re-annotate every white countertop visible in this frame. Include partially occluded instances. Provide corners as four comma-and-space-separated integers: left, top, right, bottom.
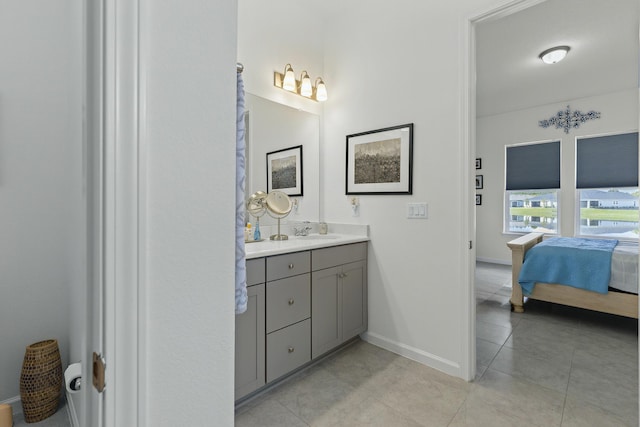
245, 233, 369, 259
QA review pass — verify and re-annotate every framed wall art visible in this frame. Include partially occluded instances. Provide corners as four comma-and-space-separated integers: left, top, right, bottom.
475, 175, 483, 189
476, 194, 482, 206
266, 145, 303, 196
475, 158, 482, 169
345, 123, 413, 195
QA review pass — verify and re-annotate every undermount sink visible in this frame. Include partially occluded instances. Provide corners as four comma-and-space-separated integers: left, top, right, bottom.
296, 234, 340, 240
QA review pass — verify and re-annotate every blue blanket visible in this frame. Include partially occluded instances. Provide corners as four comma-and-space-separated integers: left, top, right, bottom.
518, 237, 618, 295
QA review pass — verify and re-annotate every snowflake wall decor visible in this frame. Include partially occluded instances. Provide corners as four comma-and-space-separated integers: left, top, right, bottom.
538, 105, 601, 134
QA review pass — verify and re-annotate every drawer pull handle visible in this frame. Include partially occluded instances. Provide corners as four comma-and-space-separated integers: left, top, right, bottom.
288, 298, 295, 305
339, 273, 348, 278
288, 347, 295, 353
288, 263, 294, 269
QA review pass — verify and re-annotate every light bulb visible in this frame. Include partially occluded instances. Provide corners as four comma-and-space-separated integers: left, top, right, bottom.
300, 71, 312, 97
315, 78, 327, 102
282, 64, 296, 91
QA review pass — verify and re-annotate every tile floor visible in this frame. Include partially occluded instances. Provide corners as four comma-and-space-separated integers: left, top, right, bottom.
9, 397, 71, 427
235, 262, 638, 426
8, 263, 637, 426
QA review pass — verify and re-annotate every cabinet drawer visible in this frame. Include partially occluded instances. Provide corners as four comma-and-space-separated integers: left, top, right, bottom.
266, 319, 311, 382
266, 274, 310, 333
266, 251, 310, 281
246, 258, 265, 286
312, 242, 367, 271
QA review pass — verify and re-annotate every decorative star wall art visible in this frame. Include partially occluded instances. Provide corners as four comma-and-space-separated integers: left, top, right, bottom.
538, 105, 601, 134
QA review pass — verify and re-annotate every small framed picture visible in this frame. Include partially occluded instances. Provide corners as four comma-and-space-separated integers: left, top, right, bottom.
475, 158, 482, 169
475, 194, 482, 206
266, 145, 303, 196
475, 175, 483, 189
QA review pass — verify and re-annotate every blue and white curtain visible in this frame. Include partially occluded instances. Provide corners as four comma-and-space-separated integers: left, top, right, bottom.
235, 70, 248, 314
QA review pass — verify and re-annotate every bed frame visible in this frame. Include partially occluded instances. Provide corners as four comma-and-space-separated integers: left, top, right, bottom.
507, 232, 638, 319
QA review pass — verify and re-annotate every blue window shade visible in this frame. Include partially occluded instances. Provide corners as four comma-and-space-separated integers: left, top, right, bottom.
577, 132, 639, 189
506, 141, 560, 190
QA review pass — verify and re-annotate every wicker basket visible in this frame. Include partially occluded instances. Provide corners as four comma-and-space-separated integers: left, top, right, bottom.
19, 339, 62, 423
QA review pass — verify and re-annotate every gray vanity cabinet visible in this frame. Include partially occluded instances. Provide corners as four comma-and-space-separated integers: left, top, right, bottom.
235, 242, 367, 402
311, 243, 368, 359
234, 258, 266, 400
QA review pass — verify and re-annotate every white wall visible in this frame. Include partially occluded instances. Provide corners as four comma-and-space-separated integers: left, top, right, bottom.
141, 1, 237, 425
0, 1, 83, 401
476, 89, 639, 264
237, 0, 325, 116
320, 0, 495, 377
239, 0, 508, 379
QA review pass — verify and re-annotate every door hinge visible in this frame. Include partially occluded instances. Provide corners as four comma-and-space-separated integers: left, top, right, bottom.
92, 352, 106, 393
469, 240, 473, 249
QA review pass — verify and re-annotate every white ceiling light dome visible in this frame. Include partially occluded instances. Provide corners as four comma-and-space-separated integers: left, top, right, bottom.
539, 45, 570, 64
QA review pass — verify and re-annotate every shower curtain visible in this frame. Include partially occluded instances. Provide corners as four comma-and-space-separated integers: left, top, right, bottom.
235, 70, 248, 314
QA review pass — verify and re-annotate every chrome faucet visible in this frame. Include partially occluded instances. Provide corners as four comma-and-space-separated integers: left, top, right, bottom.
293, 222, 313, 236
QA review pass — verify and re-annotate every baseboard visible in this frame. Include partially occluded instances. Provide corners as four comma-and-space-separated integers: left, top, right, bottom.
65, 390, 80, 427
476, 257, 511, 266
360, 332, 462, 378
1, 394, 77, 426
0, 396, 21, 419
0, 396, 20, 406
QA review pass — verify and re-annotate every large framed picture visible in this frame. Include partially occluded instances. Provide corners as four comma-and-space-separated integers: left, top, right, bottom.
266, 145, 303, 196
345, 123, 413, 195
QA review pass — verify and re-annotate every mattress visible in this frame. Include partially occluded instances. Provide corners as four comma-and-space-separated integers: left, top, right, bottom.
610, 241, 639, 294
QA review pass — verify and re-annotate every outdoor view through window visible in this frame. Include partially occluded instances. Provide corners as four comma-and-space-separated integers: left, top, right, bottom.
507, 190, 558, 234
578, 188, 639, 239
506, 188, 639, 239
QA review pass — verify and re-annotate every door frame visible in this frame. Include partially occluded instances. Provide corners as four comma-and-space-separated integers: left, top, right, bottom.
461, 0, 548, 381
86, 0, 144, 425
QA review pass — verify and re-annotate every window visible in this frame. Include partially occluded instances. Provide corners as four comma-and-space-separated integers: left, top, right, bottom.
505, 141, 560, 234
576, 132, 639, 239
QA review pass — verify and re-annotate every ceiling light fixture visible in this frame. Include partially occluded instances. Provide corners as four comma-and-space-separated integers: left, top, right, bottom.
539, 45, 570, 64
274, 64, 328, 102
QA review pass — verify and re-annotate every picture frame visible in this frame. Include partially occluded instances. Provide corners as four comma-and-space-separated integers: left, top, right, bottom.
476, 194, 482, 206
266, 145, 303, 196
346, 123, 413, 195
475, 175, 483, 189
475, 158, 482, 169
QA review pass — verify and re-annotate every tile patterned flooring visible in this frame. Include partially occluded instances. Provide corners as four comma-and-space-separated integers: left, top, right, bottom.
8, 263, 636, 426
236, 262, 639, 426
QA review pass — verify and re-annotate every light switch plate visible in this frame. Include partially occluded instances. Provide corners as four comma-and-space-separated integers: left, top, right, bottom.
407, 203, 428, 219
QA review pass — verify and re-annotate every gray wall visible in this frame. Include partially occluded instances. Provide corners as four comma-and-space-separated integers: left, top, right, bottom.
0, 1, 83, 400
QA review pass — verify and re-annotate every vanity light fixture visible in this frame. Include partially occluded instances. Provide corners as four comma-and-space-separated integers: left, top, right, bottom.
314, 77, 328, 102
299, 71, 313, 97
274, 64, 328, 102
539, 45, 570, 64
282, 64, 296, 91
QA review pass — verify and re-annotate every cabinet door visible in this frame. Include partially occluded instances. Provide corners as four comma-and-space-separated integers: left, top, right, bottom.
235, 283, 265, 400
311, 266, 342, 359
341, 260, 367, 341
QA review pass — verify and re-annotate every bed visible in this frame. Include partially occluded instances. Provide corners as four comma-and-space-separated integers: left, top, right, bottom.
507, 232, 638, 319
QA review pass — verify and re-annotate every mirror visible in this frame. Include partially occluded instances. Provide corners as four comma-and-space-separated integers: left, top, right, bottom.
244, 93, 320, 226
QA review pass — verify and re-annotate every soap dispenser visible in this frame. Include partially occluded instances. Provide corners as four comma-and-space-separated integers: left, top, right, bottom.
253, 218, 261, 241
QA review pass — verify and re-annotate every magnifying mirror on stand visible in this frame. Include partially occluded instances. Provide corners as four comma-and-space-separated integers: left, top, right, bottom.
265, 191, 293, 240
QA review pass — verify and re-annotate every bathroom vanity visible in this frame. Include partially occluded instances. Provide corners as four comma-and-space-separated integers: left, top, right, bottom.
235, 235, 368, 401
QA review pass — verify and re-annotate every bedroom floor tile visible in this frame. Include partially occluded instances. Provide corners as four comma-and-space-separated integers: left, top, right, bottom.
490, 346, 571, 394
235, 262, 638, 426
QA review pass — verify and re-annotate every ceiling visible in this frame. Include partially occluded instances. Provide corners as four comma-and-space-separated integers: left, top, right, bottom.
475, 0, 639, 117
